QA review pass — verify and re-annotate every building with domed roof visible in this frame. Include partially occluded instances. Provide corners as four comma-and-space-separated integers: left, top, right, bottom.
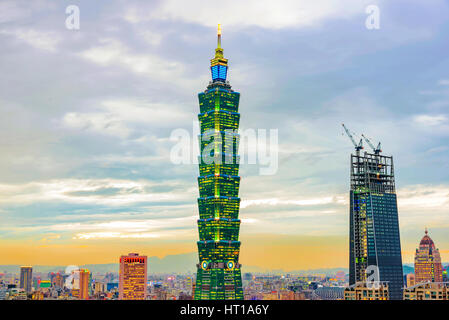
414, 229, 443, 284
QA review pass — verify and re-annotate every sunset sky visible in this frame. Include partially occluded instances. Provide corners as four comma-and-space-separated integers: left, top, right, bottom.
0, 0, 448, 270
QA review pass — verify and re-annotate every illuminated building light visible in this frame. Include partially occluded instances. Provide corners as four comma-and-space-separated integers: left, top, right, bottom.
194, 25, 243, 300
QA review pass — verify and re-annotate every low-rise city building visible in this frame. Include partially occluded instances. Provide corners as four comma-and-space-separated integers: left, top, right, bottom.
404, 282, 448, 300
344, 281, 389, 300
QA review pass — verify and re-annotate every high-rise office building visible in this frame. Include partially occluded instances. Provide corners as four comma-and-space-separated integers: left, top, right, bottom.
414, 229, 443, 284
194, 25, 243, 300
349, 151, 404, 300
19, 266, 33, 294
79, 269, 90, 300
119, 253, 147, 300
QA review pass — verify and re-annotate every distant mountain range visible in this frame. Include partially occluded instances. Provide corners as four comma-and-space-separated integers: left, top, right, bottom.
1, 252, 446, 276
403, 265, 414, 275
0, 251, 348, 276
0, 252, 198, 275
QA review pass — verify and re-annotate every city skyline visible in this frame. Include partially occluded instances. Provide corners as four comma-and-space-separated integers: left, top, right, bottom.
0, 0, 448, 272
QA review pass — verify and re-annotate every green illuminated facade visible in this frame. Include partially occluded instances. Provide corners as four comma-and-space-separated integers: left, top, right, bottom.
194, 25, 244, 300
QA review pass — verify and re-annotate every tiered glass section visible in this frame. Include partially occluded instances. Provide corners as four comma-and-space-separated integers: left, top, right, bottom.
194, 25, 244, 300
349, 152, 404, 300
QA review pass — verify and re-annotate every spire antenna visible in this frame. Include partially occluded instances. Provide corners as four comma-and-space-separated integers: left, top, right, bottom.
217, 24, 222, 48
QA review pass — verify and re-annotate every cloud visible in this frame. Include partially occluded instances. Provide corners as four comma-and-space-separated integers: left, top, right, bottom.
0, 179, 193, 206
73, 232, 161, 239
397, 185, 449, 232
79, 38, 183, 79
0, 28, 60, 52
62, 98, 191, 138
398, 185, 449, 208
45, 216, 195, 240
63, 111, 131, 138
0, 1, 31, 23
413, 114, 448, 126
139, 30, 163, 46
125, 0, 379, 29
40, 234, 61, 242
241, 196, 345, 208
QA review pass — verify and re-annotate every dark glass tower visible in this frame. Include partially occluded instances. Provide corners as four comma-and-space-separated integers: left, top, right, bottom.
194, 25, 243, 300
19, 266, 33, 294
349, 151, 404, 300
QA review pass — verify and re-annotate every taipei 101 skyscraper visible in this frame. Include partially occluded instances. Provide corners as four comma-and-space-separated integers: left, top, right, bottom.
194, 25, 244, 300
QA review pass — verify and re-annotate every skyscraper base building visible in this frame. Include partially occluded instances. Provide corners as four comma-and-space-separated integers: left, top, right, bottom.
349, 151, 404, 300
194, 25, 243, 300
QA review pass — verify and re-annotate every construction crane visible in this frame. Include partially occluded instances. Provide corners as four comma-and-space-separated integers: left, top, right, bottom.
342, 123, 363, 155
361, 134, 382, 155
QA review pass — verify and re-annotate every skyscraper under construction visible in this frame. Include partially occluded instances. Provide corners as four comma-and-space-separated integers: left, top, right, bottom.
348, 146, 404, 300
194, 25, 243, 300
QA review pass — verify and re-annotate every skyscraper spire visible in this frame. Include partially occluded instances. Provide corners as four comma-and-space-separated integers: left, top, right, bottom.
217, 24, 222, 49
210, 24, 228, 82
